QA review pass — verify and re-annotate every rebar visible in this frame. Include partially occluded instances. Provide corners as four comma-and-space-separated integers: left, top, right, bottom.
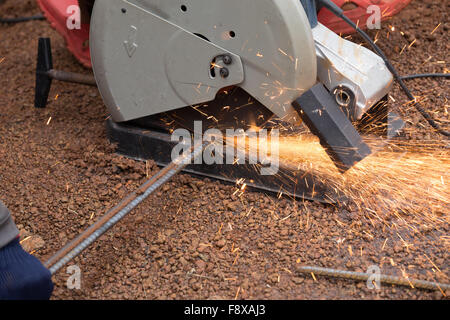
297, 266, 450, 292
0, 14, 45, 23
47, 69, 97, 86
45, 143, 207, 275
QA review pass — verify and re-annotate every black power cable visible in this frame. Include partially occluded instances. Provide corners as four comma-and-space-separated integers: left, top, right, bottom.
317, 0, 450, 138
401, 73, 450, 81
0, 14, 45, 24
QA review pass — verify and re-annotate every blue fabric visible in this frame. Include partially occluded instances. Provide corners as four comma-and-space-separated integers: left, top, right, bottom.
0, 238, 53, 300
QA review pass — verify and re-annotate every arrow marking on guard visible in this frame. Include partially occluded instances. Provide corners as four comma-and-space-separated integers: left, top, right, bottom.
124, 25, 138, 57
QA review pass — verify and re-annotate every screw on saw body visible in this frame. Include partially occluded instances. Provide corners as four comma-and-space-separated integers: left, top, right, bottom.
332, 85, 356, 121
220, 68, 230, 78
222, 55, 232, 65
35, 38, 97, 108
212, 54, 232, 78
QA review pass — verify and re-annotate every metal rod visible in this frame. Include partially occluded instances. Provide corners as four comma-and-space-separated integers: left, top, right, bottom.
45, 142, 207, 275
296, 266, 450, 292
47, 69, 97, 86
0, 14, 45, 23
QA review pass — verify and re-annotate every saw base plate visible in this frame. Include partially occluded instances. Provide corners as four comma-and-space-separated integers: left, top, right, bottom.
106, 119, 346, 204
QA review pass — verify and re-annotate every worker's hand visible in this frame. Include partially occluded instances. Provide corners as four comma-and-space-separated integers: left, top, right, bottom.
0, 238, 53, 300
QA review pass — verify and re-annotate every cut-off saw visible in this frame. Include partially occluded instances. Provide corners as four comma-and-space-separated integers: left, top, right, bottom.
35, 0, 405, 202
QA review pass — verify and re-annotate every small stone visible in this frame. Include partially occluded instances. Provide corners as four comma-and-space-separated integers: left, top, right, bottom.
179, 256, 188, 265
21, 235, 45, 252
433, 291, 443, 300
241, 279, 250, 289
195, 260, 206, 272
192, 282, 202, 291
19, 229, 31, 239
226, 202, 237, 211
268, 273, 279, 284
216, 239, 226, 248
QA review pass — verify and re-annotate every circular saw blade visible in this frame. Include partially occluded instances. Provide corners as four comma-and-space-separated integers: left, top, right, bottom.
131, 87, 274, 133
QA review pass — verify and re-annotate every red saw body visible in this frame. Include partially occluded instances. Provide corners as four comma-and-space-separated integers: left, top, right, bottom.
37, 0, 91, 67
37, 0, 411, 66
318, 0, 412, 34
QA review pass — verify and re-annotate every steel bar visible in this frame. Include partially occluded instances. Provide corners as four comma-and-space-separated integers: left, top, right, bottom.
0, 14, 45, 23
296, 266, 450, 292
45, 142, 207, 275
47, 69, 97, 86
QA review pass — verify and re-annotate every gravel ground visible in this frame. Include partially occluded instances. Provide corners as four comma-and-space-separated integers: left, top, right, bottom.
0, 0, 448, 300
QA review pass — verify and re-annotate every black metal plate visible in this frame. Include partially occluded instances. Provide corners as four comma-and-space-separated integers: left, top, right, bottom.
106, 119, 345, 204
